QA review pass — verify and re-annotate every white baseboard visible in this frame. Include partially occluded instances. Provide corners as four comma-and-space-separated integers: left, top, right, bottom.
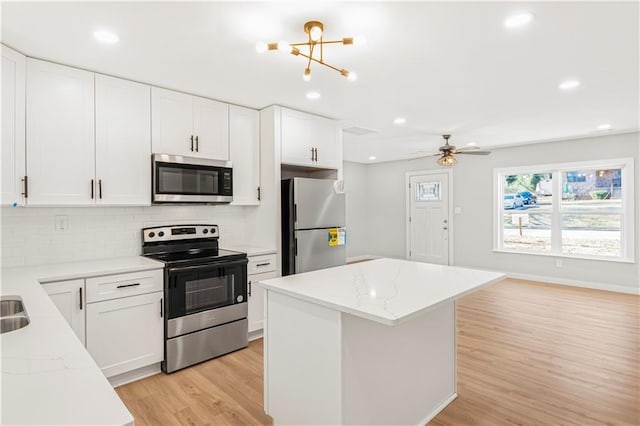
109, 363, 161, 388
249, 329, 263, 342
505, 272, 639, 295
417, 393, 457, 426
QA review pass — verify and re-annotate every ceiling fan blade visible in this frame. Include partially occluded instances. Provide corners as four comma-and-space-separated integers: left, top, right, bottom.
456, 150, 491, 155
456, 146, 481, 151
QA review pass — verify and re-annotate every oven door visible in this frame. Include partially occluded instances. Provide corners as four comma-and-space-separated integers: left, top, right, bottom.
153, 154, 233, 203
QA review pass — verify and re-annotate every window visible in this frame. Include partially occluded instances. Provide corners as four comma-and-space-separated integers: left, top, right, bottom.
494, 158, 634, 262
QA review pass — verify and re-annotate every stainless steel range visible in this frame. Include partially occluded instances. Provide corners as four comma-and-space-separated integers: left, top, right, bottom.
142, 224, 248, 373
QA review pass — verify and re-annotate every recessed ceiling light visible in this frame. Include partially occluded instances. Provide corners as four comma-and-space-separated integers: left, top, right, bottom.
368, 156, 377, 161
504, 12, 534, 28
394, 117, 406, 125
93, 30, 119, 45
305, 91, 321, 100
558, 79, 581, 90
597, 123, 612, 130
466, 142, 478, 146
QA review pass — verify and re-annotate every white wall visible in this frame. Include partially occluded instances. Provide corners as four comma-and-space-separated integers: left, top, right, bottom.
349, 132, 640, 293
343, 162, 369, 260
2, 205, 251, 267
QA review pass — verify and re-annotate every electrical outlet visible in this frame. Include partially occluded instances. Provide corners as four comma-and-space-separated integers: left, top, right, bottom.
555, 259, 563, 268
55, 215, 69, 232
454, 207, 462, 214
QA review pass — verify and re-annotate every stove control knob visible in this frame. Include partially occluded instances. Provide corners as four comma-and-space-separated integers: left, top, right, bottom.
148, 232, 155, 238
158, 231, 165, 237
237, 295, 244, 303
203, 229, 209, 234
210, 228, 216, 234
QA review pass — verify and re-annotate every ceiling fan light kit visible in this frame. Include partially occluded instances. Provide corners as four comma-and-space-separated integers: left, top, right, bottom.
429, 134, 491, 167
259, 20, 360, 81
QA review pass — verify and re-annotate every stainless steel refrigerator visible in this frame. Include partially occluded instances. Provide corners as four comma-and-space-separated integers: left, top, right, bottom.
281, 178, 346, 276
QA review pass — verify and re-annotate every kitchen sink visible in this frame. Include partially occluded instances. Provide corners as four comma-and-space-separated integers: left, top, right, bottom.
1, 316, 30, 333
0, 298, 25, 317
0, 296, 30, 334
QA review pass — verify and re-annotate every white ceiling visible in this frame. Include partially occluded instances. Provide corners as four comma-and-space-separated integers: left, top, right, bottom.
2, 2, 638, 163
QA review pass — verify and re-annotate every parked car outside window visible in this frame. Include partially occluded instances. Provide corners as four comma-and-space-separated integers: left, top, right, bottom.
517, 191, 538, 205
503, 194, 524, 209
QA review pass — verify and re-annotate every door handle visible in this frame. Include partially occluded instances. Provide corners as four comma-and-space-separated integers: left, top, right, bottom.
443, 227, 448, 230
248, 281, 252, 297
21, 176, 28, 198
195, 135, 199, 152
190, 135, 194, 151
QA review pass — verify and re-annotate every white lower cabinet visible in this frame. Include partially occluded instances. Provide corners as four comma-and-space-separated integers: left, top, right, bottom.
86, 291, 164, 378
42, 279, 86, 345
247, 253, 277, 334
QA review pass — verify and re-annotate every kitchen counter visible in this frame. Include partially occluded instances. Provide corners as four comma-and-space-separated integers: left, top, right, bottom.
222, 245, 276, 257
1, 256, 163, 426
258, 258, 505, 425
258, 257, 504, 326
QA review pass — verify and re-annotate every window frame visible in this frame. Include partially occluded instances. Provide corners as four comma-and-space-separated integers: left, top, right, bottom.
493, 157, 635, 263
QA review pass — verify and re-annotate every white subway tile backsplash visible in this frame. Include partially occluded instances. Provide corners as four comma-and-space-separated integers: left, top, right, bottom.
2, 205, 249, 267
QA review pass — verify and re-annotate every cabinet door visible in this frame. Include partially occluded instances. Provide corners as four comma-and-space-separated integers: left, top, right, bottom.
310, 116, 340, 169
193, 96, 229, 160
95, 75, 151, 205
86, 291, 163, 378
248, 270, 277, 333
26, 59, 95, 205
1, 46, 26, 206
229, 105, 260, 205
151, 87, 194, 156
43, 279, 85, 345
280, 108, 313, 166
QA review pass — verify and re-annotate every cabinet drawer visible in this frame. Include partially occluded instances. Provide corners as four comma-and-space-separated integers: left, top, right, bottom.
86, 269, 163, 303
248, 254, 277, 275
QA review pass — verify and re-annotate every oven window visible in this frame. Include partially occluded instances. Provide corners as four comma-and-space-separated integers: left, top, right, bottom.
157, 163, 220, 195
185, 275, 234, 314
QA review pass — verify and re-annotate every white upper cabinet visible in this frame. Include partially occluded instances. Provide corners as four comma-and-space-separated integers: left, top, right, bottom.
1, 45, 26, 206
151, 87, 229, 160
280, 107, 341, 169
229, 105, 260, 206
151, 87, 193, 156
95, 75, 151, 205
193, 96, 229, 160
26, 58, 95, 205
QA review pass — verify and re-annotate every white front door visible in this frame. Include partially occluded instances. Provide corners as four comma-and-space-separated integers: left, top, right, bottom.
408, 172, 450, 265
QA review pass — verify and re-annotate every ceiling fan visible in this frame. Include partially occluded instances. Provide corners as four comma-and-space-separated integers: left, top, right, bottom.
422, 134, 491, 166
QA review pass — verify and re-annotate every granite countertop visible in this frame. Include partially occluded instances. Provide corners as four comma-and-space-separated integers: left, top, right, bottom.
257, 258, 505, 326
1, 256, 164, 426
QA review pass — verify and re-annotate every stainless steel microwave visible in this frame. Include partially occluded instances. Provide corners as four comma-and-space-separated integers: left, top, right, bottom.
152, 154, 233, 204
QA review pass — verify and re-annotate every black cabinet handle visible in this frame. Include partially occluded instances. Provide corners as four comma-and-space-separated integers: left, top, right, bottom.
116, 283, 141, 289
248, 281, 252, 297
79, 287, 83, 310
256, 262, 271, 267
90, 179, 94, 199
160, 298, 163, 318
98, 179, 103, 199
257, 187, 261, 201
315, 147, 318, 162
21, 176, 28, 198
195, 135, 199, 152
190, 135, 194, 151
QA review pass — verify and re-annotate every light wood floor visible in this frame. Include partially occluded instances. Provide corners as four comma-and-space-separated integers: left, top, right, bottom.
117, 279, 639, 425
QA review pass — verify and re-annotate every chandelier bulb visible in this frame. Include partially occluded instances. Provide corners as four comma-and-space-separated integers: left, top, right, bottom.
347, 71, 358, 81
353, 34, 367, 46
255, 42, 268, 53
303, 68, 311, 82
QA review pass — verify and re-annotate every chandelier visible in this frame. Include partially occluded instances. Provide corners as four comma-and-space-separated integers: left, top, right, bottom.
256, 20, 363, 82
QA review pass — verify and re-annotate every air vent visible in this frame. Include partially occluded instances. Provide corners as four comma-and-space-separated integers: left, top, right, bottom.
343, 126, 378, 136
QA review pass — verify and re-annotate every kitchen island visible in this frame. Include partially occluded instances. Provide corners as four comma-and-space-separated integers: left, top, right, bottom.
257, 258, 505, 425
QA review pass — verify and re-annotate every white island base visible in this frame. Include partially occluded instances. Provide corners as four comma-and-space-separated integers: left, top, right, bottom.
259, 258, 505, 426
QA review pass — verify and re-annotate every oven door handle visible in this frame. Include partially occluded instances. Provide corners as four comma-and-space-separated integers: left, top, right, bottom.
167, 258, 248, 274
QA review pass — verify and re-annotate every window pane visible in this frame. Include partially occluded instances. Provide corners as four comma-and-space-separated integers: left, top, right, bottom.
416, 181, 441, 201
503, 172, 553, 213
561, 214, 621, 257
503, 213, 552, 253
561, 168, 622, 212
